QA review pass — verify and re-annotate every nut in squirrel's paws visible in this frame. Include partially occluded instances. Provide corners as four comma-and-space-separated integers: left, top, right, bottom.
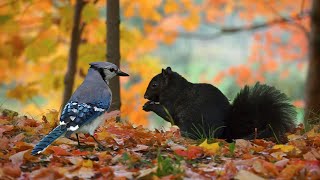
143, 101, 161, 111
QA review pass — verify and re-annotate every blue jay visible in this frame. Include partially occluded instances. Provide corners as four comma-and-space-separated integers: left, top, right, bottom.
31, 62, 129, 155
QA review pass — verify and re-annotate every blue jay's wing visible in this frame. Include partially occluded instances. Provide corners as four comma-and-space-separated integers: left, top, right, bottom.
61, 77, 112, 137
61, 99, 111, 138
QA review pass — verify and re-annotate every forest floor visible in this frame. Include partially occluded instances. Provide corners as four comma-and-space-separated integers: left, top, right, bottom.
0, 110, 319, 179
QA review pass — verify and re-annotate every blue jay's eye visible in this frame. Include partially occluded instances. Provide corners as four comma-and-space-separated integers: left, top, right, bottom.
109, 68, 115, 72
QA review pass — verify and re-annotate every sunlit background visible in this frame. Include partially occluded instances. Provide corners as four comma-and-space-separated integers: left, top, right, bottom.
0, 0, 310, 129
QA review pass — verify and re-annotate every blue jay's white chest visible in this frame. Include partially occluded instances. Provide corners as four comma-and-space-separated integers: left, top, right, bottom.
76, 114, 106, 135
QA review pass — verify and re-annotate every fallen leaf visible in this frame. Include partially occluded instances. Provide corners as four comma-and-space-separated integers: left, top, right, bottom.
31, 167, 63, 179
278, 164, 304, 180
167, 140, 187, 151
0, 125, 14, 136
130, 144, 149, 152
174, 146, 203, 159
49, 146, 72, 156
236, 139, 252, 151
13, 141, 33, 152
199, 139, 220, 154
274, 158, 289, 169
303, 152, 318, 161
23, 149, 39, 162
0, 136, 10, 150
1, 163, 22, 178
82, 159, 93, 168
235, 170, 264, 180
136, 167, 157, 179
71, 149, 89, 156
272, 145, 296, 153
287, 134, 303, 141
252, 159, 279, 177
9, 149, 28, 166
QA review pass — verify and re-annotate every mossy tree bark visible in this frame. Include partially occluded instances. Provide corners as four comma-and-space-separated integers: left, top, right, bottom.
305, 0, 320, 126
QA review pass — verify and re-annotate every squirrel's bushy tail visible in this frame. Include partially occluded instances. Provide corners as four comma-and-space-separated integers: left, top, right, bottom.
226, 82, 296, 141
31, 126, 66, 155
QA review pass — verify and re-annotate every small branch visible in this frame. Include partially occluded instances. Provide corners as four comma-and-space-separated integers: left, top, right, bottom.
79, 22, 87, 34
178, 11, 310, 40
264, 1, 310, 39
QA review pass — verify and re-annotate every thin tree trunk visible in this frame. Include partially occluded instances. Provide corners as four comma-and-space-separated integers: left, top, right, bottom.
305, 0, 320, 126
106, 0, 121, 111
62, 0, 86, 107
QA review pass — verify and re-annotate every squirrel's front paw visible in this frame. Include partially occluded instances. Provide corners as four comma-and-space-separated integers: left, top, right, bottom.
143, 101, 160, 111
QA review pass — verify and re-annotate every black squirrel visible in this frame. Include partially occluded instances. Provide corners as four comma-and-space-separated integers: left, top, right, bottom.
143, 67, 296, 141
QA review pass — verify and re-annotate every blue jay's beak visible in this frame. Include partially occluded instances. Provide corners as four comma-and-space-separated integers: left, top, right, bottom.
116, 69, 129, 76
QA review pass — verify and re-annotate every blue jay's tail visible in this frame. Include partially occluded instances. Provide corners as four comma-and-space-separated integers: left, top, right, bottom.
31, 125, 66, 155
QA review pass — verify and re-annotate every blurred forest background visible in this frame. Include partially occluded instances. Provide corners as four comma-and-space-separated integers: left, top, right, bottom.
0, 0, 317, 129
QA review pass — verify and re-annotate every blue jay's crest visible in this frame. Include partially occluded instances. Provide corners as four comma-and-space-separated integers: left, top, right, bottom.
90, 62, 118, 70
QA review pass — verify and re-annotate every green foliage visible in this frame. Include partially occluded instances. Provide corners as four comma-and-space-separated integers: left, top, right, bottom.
229, 142, 236, 156
78, 44, 106, 65
82, 3, 99, 22
25, 37, 57, 61
268, 124, 280, 144
162, 105, 175, 125
156, 154, 183, 177
0, 15, 12, 25
190, 117, 226, 142
59, 5, 74, 33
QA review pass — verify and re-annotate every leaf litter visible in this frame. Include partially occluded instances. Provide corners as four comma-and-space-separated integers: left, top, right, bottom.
0, 110, 319, 179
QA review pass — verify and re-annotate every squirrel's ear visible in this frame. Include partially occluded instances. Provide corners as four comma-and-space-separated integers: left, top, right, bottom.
165, 67, 172, 74
162, 67, 172, 77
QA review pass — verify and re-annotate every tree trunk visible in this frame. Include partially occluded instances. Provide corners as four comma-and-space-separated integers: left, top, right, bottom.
62, 0, 86, 107
305, 0, 320, 126
106, 0, 121, 111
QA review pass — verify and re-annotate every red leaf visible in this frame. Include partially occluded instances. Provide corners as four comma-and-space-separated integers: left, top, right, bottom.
71, 149, 89, 156
49, 146, 71, 156
174, 146, 203, 159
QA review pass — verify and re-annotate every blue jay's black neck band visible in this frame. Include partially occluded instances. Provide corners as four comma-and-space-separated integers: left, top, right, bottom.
90, 66, 106, 80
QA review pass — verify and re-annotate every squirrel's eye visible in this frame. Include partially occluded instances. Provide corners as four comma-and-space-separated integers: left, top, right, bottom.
152, 83, 158, 88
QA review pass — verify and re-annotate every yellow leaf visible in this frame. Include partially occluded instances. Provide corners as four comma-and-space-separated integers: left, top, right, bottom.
164, 1, 179, 14
272, 145, 296, 153
182, 13, 200, 32
199, 139, 220, 154
44, 110, 59, 127
305, 128, 318, 138
82, 159, 93, 168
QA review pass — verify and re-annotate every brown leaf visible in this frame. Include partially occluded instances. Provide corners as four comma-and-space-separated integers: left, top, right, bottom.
13, 141, 33, 152
31, 167, 63, 179
303, 152, 318, 161
9, 149, 28, 166
0, 136, 10, 150
0, 125, 14, 136
278, 164, 304, 180
23, 149, 39, 162
1, 163, 22, 178
235, 170, 264, 180
130, 144, 149, 152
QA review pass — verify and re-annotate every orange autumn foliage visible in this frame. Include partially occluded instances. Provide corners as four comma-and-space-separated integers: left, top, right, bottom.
0, 0, 311, 127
